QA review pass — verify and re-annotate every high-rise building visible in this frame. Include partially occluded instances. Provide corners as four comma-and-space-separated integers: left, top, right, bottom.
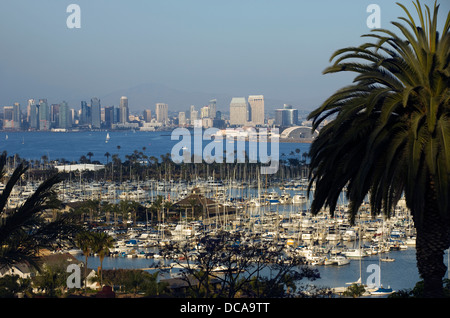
178, 111, 186, 126
275, 104, 298, 127
201, 106, 210, 119
30, 102, 39, 130
3, 106, 13, 129
91, 97, 101, 128
58, 101, 70, 129
13, 103, 21, 129
229, 97, 248, 126
248, 95, 265, 126
143, 109, 152, 122
80, 101, 91, 126
27, 99, 35, 123
69, 109, 75, 126
156, 103, 168, 124
39, 99, 50, 131
104, 106, 115, 128
190, 109, 198, 124
209, 99, 217, 119
51, 104, 60, 126
119, 96, 129, 123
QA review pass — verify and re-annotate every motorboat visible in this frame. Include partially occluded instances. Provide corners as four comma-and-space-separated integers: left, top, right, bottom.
370, 286, 395, 296
342, 248, 367, 258
325, 255, 350, 266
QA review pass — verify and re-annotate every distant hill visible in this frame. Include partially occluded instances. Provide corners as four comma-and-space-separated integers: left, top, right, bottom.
99, 82, 304, 115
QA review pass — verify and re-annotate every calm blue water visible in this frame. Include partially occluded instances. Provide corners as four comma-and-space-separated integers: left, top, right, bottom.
0, 130, 310, 164
79, 248, 445, 292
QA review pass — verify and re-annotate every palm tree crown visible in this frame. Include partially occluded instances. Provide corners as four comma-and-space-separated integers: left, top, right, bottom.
307, 0, 449, 297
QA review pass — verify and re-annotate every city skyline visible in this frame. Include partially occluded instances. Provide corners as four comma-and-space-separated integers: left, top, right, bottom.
1, 92, 304, 131
2, 1, 447, 112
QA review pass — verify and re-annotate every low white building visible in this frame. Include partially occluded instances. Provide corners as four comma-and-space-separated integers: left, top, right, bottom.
55, 164, 104, 172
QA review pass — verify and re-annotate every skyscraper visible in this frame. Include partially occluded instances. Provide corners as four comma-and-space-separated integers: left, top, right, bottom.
248, 95, 265, 126
229, 97, 248, 126
156, 103, 168, 124
104, 106, 115, 128
13, 103, 21, 129
201, 106, 210, 119
39, 99, 50, 131
190, 109, 198, 124
80, 101, 91, 126
178, 111, 186, 126
30, 101, 39, 130
27, 99, 35, 124
209, 99, 217, 119
275, 104, 298, 127
119, 96, 129, 124
2, 106, 13, 129
59, 101, 70, 129
91, 97, 101, 128
143, 109, 152, 122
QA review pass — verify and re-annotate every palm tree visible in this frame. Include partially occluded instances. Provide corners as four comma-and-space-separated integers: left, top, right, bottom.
104, 152, 111, 179
0, 151, 80, 271
307, 0, 449, 297
86, 152, 94, 163
75, 231, 93, 295
91, 232, 114, 287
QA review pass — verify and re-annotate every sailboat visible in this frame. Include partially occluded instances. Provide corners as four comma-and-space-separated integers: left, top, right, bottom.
370, 218, 395, 296
105, 133, 110, 143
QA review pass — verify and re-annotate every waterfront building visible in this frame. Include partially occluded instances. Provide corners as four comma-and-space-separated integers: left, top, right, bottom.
178, 111, 186, 126
229, 97, 248, 126
80, 101, 91, 126
201, 105, 210, 119
209, 99, 217, 119
13, 103, 21, 129
26, 99, 35, 124
39, 99, 50, 131
248, 95, 265, 126
51, 104, 60, 126
275, 104, 299, 127
190, 109, 198, 124
119, 96, 129, 124
91, 97, 101, 129
29, 101, 39, 130
2, 106, 14, 129
143, 109, 152, 122
104, 106, 115, 128
59, 101, 71, 129
156, 103, 169, 124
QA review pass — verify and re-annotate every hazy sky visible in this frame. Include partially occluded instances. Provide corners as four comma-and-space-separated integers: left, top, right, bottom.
0, 0, 448, 111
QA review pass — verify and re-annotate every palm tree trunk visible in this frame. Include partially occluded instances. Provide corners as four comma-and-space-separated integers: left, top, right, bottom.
415, 180, 450, 298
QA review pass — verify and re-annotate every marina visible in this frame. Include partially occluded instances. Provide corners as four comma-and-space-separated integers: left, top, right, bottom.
55, 174, 424, 296
0, 130, 440, 296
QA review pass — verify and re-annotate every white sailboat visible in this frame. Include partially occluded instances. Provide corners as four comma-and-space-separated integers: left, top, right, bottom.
105, 133, 110, 143
370, 218, 395, 296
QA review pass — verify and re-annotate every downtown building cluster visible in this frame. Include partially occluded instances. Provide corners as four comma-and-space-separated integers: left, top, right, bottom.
0, 94, 302, 131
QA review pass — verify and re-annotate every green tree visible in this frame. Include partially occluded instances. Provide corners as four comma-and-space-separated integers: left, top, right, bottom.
307, 1, 450, 297
90, 232, 114, 287
0, 275, 32, 298
0, 152, 80, 271
343, 284, 367, 298
32, 263, 67, 298
75, 231, 93, 295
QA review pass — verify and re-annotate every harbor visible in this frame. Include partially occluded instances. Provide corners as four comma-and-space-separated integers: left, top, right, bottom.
51, 175, 424, 296
0, 130, 439, 296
